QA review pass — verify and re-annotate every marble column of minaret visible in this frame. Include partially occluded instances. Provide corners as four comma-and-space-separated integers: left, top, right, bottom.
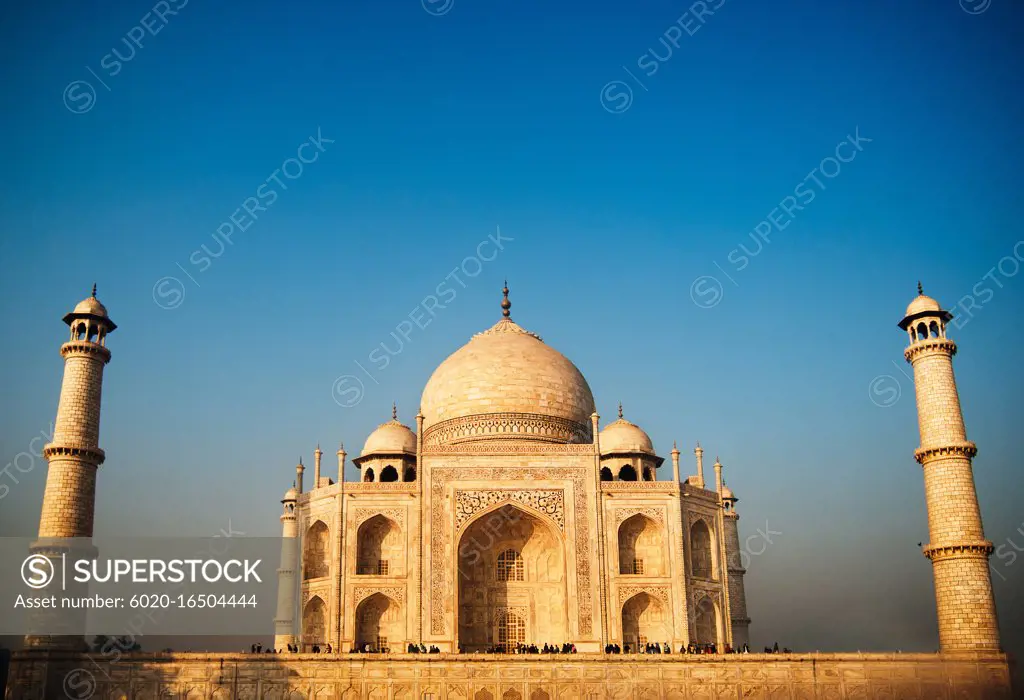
899, 284, 1000, 652
273, 485, 299, 650
336, 443, 347, 483
713, 457, 723, 496
313, 444, 323, 489
295, 457, 304, 494
27, 286, 116, 649
694, 442, 705, 488
721, 485, 750, 648
671, 442, 681, 482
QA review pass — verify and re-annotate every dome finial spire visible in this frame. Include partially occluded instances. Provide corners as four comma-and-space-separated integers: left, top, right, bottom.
91, 283, 97, 298
392, 401, 398, 420
501, 281, 512, 318
618, 402, 623, 419
918, 281, 924, 295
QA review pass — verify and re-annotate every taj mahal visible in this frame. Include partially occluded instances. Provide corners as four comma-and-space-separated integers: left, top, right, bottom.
4, 282, 1015, 698
272, 284, 749, 655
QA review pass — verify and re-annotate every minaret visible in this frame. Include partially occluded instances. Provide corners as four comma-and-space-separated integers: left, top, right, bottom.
713, 457, 723, 496
28, 286, 116, 648
313, 443, 323, 489
721, 485, 750, 648
296, 457, 304, 494
671, 442, 681, 482
38, 286, 116, 539
274, 484, 299, 650
336, 442, 347, 482
694, 442, 705, 488
899, 283, 1000, 652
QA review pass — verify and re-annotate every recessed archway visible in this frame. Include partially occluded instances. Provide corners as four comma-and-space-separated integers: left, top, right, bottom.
303, 521, 330, 580
693, 596, 718, 645
380, 465, 399, 482
354, 592, 402, 652
356, 514, 402, 576
456, 503, 566, 651
621, 592, 669, 651
618, 465, 637, 481
690, 519, 714, 579
302, 595, 327, 650
618, 514, 665, 575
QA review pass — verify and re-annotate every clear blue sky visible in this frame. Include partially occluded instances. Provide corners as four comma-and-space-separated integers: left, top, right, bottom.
1, 0, 1022, 658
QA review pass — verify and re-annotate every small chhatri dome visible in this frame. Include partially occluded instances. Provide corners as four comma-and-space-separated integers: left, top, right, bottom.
899, 281, 952, 330
282, 486, 299, 501
362, 406, 417, 456
905, 281, 942, 317
721, 484, 737, 501
599, 406, 655, 455
64, 283, 116, 330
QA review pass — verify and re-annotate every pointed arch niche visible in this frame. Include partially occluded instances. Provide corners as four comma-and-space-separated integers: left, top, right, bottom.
456, 503, 566, 651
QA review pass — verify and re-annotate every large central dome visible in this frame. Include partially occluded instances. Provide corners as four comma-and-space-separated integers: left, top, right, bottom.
420, 304, 596, 446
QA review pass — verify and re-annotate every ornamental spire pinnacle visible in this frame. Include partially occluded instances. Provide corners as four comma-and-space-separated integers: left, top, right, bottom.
501, 281, 511, 318
91, 283, 97, 298
918, 281, 924, 295
618, 402, 623, 419
392, 402, 398, 420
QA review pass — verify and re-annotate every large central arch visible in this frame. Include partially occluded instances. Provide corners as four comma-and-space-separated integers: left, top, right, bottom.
456, 503, 566, 651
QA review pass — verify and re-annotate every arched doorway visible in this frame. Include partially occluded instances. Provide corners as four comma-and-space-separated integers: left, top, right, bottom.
621, 592, 669, 651
356, 515, 402, 576
689, 520, 714, 579
456, 504, 566, 651
693, 596, 718, 645
302, 595, 327, 650
617, 514, 665, 575
355, 592, 402, 652
304, 521, 330, 580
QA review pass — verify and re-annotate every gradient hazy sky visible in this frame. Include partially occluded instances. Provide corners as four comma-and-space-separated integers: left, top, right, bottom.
0, 0, 1022, 659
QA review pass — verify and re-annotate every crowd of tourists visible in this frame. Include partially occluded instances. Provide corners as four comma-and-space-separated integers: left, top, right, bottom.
247, 643, 322, 654
246, 640, 790, 655
405, 643, 442, 653
467, 643, 578, 654
603, 642, 769, 654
